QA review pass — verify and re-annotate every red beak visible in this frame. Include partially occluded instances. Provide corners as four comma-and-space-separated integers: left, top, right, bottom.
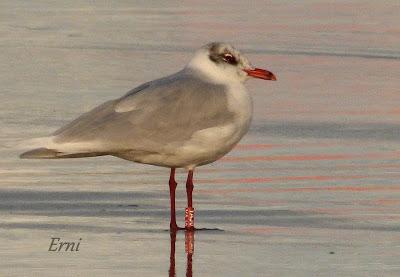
243, 68, 277, 81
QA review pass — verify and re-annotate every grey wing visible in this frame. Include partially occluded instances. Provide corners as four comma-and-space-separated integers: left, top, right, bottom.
53, 71, 235, 154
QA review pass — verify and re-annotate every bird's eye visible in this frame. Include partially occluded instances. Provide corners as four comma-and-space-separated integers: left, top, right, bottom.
222, 53, 237, 65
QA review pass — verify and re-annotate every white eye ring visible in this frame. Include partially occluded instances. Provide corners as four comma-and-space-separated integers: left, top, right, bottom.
223, 53, 237, 65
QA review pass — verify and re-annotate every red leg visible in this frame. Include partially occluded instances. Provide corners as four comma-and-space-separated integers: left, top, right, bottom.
185, 170, 195, 230
169, 168, 178, 231
186, 170, 194, 208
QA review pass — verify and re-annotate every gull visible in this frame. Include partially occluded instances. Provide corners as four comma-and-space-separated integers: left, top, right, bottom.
20, 42, 276, 231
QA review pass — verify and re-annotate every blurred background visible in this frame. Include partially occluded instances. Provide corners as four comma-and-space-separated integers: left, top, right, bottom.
1, 1, 399, 276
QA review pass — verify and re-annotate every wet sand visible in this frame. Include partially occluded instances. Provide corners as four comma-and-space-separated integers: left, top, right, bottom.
1, 1, 400, 276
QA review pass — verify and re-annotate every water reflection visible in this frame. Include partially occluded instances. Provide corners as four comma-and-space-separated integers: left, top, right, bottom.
169, 230, 194, 277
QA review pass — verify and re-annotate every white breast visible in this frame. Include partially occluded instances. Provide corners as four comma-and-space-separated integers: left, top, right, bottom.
226, 82, 253, 130
172, 83, 253, 169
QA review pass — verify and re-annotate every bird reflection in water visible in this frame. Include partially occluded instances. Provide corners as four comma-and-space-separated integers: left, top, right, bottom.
169, 229, 194, 277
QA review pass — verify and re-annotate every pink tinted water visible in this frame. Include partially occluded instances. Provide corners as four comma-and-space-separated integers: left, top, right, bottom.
0, 1, 400, 276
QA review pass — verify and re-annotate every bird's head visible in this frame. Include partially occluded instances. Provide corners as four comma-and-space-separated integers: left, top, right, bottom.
186, 42, 276, 84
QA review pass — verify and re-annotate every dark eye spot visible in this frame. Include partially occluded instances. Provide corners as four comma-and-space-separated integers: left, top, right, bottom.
222, 53, 238, 65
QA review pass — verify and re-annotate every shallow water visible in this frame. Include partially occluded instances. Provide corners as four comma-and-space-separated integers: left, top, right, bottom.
1, 1, 400, 276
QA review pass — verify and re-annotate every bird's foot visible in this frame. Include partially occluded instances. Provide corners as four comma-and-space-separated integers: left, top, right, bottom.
185, 226, 195, 231
170, 223, 185, 232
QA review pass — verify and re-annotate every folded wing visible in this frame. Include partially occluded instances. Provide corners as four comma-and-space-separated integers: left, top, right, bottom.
46, 70, 235, 157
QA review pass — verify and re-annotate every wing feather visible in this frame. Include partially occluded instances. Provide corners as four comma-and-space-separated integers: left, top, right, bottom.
53, 70, 236, 154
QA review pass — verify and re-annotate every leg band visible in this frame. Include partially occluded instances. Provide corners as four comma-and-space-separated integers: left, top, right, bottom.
185, 207, 195, 229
